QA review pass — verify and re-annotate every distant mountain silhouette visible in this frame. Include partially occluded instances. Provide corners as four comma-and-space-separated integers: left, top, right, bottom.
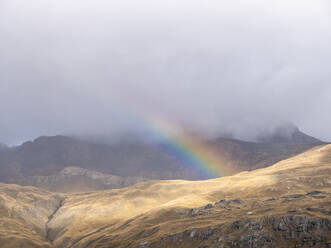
256, 123, 322, 144
0, 135, 197, 184
0, 125, 324, 192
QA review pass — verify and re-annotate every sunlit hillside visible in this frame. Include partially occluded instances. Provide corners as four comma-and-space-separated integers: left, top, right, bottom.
0, 144, 330, 247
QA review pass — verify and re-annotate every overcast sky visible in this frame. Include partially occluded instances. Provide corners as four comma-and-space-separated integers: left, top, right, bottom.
0, 0, 331, 145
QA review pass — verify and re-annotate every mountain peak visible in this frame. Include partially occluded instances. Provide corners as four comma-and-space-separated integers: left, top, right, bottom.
256, 123, 323, 144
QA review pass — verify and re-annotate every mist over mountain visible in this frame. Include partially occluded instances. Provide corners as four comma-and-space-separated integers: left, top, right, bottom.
256, 122, 324, 143
0, 1, 331, 247
1, 0, 331, 145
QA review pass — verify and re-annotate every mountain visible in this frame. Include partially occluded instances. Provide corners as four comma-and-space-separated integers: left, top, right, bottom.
0, 135, 197, 182
0, 144, 330, 247
209, 137, 323, 171
256, 123, 323, 144
0, 125, 324, 192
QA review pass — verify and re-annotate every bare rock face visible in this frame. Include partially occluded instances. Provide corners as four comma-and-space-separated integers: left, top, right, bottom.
149, 216, 331, 248
15, 166, 148, 193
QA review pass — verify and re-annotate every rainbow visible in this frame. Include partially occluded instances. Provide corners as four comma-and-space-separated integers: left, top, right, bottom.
140, 114, 237, 178
106, 93, 237, 178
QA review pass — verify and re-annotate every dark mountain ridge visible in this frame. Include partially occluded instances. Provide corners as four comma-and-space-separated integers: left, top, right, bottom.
0, 125, 325, 192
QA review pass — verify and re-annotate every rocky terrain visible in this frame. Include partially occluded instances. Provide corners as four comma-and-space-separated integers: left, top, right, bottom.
0, 125, 324, 193
9, 167, 148, 193
0, 144, 330, 247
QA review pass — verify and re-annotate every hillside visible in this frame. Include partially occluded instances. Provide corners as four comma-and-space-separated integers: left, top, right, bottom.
0, 144, 330, 247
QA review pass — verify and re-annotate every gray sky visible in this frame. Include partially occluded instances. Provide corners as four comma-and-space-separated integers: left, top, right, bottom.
0, 0, 331, 145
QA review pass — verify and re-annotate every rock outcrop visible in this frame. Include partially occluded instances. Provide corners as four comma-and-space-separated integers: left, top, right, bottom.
12, 166, 148, 193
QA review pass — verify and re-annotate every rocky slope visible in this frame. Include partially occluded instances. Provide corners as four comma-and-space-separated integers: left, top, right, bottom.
11, 167, 147, 193
0, 183, 63, 248
0, 144, 330, 247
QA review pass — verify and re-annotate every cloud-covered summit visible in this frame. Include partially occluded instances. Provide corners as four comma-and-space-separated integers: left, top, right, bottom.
0, 0, 330, 144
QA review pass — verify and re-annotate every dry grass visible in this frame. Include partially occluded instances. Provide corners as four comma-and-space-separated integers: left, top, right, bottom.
0, 144, 330, 247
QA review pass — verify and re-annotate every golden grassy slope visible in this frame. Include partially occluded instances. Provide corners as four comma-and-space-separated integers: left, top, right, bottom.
0, 144, 330, 247
0, 184, 64, 248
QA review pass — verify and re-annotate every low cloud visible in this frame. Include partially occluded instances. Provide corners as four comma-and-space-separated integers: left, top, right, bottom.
0, 0, 330, 144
